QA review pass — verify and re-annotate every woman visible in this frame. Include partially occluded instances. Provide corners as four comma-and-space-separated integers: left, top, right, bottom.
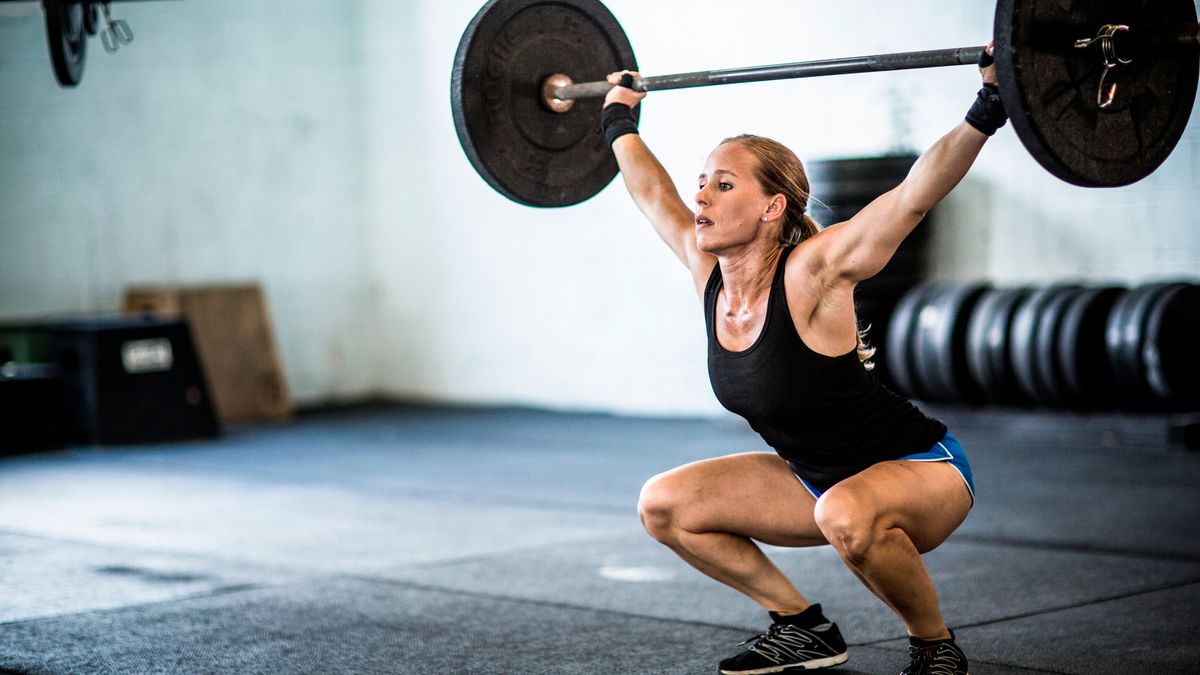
599, 45, 1005, 675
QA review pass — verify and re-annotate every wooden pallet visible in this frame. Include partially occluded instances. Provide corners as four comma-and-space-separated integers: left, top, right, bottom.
123, 284, 292, 424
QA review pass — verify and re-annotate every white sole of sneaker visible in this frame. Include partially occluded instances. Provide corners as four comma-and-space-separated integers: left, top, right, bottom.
719, 651, 849, 674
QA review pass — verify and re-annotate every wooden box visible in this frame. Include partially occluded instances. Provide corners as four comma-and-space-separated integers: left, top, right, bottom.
122, 284, 292, 424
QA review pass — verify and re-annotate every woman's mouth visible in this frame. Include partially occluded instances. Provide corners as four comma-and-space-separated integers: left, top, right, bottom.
695, 215, 713, 227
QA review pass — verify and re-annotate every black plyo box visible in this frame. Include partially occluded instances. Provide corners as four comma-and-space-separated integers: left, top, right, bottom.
49, 317, 220, 445
0, 364, 68, 454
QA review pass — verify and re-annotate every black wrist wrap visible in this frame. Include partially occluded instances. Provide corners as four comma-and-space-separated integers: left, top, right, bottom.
965, 83, 1007, 136
601, 103, 639, 145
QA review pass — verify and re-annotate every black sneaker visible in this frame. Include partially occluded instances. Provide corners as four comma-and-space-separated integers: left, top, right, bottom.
719, 606, 848, 674
900, 631, 968, 675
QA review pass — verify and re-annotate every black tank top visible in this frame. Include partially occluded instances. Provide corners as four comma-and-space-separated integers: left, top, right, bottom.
704, 245, 947, 491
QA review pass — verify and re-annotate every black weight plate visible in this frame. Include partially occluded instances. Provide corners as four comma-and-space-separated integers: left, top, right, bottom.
994, 0, 1199, 187
1123, 282, 1188, 406
45, 0, 86, 87
965, 288, 1004, 398
1107, 282, 1184, 404
1032, 285, 1084, 407
988, 288, 1035, 406
1143, 283, 1200, 407
1011, 285, 1072, 405
967, 287, 1031, 405
946, 283, 992, 404
910, 285, 954, 402
451, 0, 637, 207
1056, 286, 1123, 408
1103, 286, 1137, 389
885, 282, 942, 400
913, 283, 990, 403
83, 2, 100, 36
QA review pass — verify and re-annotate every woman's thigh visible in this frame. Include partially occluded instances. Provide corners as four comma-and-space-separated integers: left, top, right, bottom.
641, 452, 828, 548
818, 460, 973, 553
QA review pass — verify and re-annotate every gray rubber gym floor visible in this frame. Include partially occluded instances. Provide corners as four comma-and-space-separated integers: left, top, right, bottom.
2, 403, 1198, 674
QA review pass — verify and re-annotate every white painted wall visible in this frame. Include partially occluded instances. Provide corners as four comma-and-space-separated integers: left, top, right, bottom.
0, 0, 374, 403
2, 1, 1198, 415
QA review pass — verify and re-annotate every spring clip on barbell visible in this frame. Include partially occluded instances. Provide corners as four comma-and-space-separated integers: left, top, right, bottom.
100, 2, 133, 54
1074, 24, 1132, 109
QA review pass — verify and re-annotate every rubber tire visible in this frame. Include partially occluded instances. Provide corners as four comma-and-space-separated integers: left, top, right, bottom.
912, 283, 990, 403
1033, 286, 1085, 408
1011, 286, 1073, 406
1056, 286, 1123, 409
885, 282, 942, 400
970, 287, 1030, 405
1142, 283, 1200, 408
1107, 282, 1185, 407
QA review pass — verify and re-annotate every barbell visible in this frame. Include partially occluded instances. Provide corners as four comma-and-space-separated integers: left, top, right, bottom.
450, 0, 1200, 207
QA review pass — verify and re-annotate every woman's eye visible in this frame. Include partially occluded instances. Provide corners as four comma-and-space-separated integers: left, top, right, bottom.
719, 182, 732, 191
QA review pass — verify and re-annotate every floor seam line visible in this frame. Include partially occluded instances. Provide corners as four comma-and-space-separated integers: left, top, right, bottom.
338, 573, 757, 635
0, 527, 310, 578
954, 577, 1200, 631
952, 533, 1200, 564
25, 455, 640, 517
0, 580, 305, 628
857, 576, 1200, 648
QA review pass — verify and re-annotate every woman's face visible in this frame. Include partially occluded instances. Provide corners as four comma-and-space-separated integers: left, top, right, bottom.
694, 143, 779, 254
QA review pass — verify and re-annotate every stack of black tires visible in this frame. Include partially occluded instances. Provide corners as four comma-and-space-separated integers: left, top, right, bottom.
880, 281, 1200, 411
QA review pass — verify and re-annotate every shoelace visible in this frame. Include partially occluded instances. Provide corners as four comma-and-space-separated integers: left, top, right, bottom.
737, 623, 819, 660
904, 644, 959, 675
734, 619, 792, 648
734, 624, 772, 648
905, 645, 934, 673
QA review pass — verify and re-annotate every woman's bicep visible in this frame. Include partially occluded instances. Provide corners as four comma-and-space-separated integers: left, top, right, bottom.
817, 192, 925, 283
822, 122, 986, 281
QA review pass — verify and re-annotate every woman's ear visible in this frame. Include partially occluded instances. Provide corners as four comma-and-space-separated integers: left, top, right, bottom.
763, 194, 786, 221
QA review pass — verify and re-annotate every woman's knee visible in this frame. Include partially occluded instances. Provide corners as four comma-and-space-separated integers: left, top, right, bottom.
813, 488, 880, 564
637, 473, 683, 541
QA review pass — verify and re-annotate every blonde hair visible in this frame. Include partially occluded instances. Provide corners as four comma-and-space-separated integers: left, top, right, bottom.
720, 133, 875, 370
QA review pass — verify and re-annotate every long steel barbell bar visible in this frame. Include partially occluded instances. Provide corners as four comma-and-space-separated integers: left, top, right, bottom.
548, 25, 1200, 107
551, 46, 986, 103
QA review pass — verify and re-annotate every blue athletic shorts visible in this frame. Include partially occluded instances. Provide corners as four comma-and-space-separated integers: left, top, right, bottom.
793, 431, 975, 502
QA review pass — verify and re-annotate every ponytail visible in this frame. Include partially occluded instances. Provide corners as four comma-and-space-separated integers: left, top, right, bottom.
784, 213, 823, 246
857, 324, 876, 371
